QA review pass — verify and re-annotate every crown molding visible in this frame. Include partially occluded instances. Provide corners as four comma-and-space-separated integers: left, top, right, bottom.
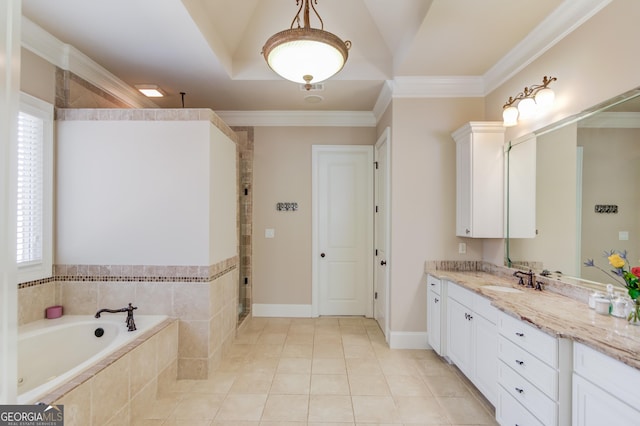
216, 110, 377, 127
373, 81, 393, 122
578, 112, 640, 129
21, 17, 156, 109
484, 0, 612, 94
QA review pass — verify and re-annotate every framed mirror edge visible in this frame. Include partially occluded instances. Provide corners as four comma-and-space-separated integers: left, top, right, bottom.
505, 85, 640, 293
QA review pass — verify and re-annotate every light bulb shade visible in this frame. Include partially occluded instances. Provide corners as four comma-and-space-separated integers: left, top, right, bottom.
502, 106, 519, 127
535, 87, 555, 109
517, 97, 537, 119
263, 28, 349, 84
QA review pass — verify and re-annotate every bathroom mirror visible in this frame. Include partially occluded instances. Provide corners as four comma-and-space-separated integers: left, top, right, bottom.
506, 87, 640, 291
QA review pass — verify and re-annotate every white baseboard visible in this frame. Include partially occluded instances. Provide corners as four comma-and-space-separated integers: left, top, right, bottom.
388, 331, 429, 349
252, 304, 313, 318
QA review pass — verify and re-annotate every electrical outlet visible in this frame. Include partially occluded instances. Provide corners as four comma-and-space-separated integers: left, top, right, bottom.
458, 242, 466, 254
265, 228, 275, 238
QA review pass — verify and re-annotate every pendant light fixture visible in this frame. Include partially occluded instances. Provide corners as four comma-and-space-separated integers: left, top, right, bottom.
262, 0, 351, 90
502, 76, 557, 126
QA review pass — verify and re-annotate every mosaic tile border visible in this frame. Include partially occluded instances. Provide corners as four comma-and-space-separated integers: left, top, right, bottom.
18, 257, 238, 289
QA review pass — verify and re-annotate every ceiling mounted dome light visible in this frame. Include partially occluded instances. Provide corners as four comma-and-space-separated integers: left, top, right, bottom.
262, 0, 351, 90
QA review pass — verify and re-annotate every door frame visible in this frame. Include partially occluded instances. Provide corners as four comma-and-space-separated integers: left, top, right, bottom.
374, 127, 391, 339
311, 145, 374, 317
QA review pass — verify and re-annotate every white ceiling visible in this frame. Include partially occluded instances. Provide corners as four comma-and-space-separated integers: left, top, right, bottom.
22, 0, 607, 112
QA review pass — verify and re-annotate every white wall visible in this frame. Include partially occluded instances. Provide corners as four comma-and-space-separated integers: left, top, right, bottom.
57, 118, 236, 266
209, 123, 238, 265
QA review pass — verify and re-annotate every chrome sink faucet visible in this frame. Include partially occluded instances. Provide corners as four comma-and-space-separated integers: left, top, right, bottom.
95, 302, 138, 331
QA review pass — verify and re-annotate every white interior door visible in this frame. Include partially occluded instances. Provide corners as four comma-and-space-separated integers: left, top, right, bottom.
313, 145, 373, 317
374, 128, 390, 338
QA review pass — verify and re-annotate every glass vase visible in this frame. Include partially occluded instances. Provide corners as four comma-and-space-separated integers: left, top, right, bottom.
628, 298, 640, 325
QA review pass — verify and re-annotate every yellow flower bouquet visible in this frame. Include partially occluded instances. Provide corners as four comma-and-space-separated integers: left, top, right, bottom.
584, 250, 640, 323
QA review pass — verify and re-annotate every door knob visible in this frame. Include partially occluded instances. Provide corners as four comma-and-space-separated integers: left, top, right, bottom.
380, 260, 387, 266
320, 253, 326, 258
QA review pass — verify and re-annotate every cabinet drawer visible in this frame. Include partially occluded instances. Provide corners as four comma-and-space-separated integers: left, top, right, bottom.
427, 274, 441, 294
574, 342, 640, 410
498, 336, 557, 398
498, 362, 557, 426
498, 312, 557, 367
473, 293, 497, 324
497, 386, 545, 426
447, 281, 473, 307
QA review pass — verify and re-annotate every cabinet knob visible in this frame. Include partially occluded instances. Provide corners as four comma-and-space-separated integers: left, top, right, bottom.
380, 260, 387, 266
321, 253, 326, 258
515, 387, 524, 394
515, 332, 525, 337
434, 298, 439, 303
465, 228, 470, 234
515, 360, 524, 366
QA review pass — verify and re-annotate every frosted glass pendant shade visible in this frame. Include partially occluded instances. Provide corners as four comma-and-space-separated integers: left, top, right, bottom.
517, 97, 537, 118
503, 106, 519, 127
535, 87, 555, 108
264, 28, 349, 84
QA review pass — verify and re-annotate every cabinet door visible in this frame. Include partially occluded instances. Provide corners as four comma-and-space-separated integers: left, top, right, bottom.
447, 297, 473, 376
427, 287, 442, 355
455, 135, 472, 236
474, 313, 497, 406
573, 374, 639, 426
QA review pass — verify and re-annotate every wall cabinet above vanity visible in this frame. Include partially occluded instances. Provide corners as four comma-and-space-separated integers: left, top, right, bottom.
451, 122, 505, 238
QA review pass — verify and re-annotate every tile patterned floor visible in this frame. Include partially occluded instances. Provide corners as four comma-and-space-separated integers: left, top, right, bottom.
133, 317, 498, 425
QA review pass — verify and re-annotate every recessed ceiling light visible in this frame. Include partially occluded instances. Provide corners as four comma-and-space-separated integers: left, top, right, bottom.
135, 84, 164, 97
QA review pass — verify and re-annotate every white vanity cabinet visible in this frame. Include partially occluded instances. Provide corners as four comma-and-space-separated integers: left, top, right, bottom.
446, 281, 498, 405
496, 312, 571, 426
573, 342, 640, 426
451, 122, 505, 238
427, 274, 445, 356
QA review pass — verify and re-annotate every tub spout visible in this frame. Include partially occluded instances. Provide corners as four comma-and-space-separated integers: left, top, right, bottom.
95, 303, 137, 331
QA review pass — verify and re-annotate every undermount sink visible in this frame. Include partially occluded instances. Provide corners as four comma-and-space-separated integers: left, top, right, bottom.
482, 285, 524, 294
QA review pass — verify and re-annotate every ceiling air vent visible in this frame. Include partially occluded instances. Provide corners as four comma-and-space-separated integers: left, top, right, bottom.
300, 82, 324, 92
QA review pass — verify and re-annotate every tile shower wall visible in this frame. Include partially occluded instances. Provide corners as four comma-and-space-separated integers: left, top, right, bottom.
234, 127, 254, 324
17, 71, 243, 379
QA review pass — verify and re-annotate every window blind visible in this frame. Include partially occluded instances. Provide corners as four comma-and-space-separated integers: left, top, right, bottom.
16, 111, 44, 265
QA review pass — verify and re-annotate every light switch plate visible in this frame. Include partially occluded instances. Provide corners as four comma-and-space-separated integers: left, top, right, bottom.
619, 231, 629, 241
458, 242, 466, 254
265, 228, 275, 238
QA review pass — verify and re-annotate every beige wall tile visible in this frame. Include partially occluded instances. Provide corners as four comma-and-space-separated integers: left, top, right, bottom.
130, 335, 158, 396
173, 283, 210, 321
178, 320, 209, 358
59, 282, 98, 314
18, 281, 57, 325
157, 321, 179, 371
91, 355, 131, 425
55, 381, 92, 426
136, 282, 173, 314
98, 282, 136, 312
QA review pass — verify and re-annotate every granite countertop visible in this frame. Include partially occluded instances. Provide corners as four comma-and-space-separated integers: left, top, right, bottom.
426, 269, 640, 370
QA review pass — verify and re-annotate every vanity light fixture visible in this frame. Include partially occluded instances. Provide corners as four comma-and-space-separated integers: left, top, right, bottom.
502, 76, 557, 127
262, 0, 351, 91
135, 84, 164, 98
